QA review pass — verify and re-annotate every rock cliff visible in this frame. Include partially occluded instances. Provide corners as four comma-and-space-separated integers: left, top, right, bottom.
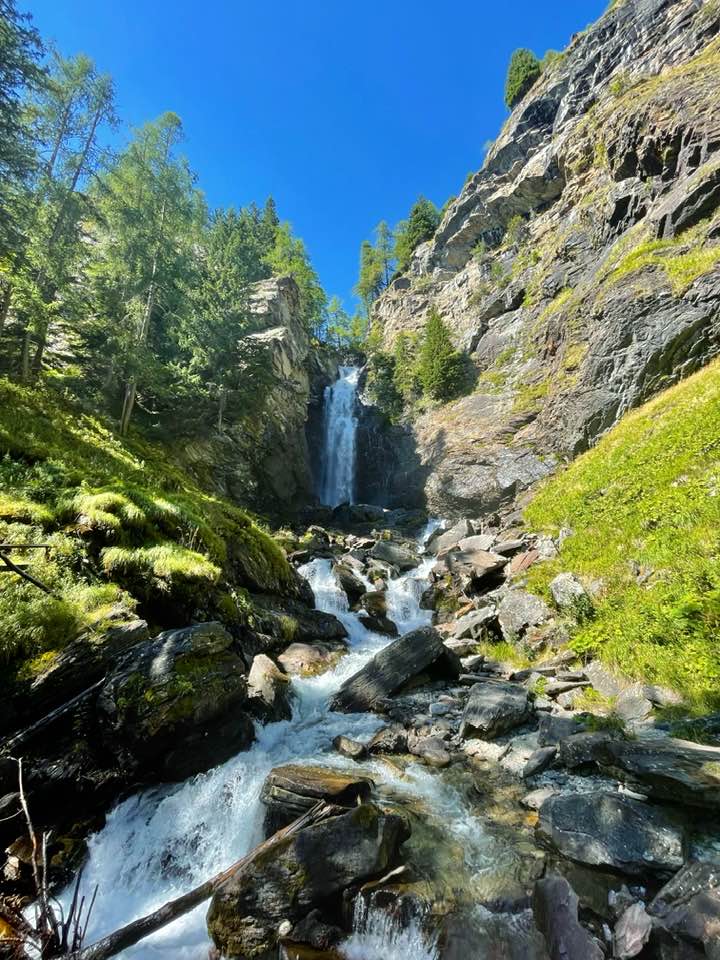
373, 0, 720, 516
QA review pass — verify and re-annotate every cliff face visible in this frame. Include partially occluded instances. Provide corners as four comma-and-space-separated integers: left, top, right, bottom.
374, 0, 720, 517
182, 276, 327, 513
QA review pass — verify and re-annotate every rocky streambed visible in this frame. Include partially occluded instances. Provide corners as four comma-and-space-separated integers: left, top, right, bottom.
4, 512, 720, 959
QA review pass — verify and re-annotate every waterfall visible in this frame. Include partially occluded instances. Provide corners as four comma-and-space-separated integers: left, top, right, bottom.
319, 365, 360, 507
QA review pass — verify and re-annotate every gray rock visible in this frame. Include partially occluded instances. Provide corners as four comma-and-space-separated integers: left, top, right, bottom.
533, 874, 604, 960
260, 763, 374, 835
332, 735, 367, 761
357, 610, 399, 637
330, 627, 461, 713
538, 712, 585, 746
247, 654, 294, 722
432, 519, 474, 554
613, 902, 652, 959
549, 573, 590, 612
521, 785, 558, 810
367, 723, 408, 755
410, 736, 452, 768
278, 642, 344, 677
596, 736, 720, 810
523, 746, 557, 779
497, 591, 551, 640
460, 680, 531, 739
648, 860, 720, 955
449, 606, 497, 640
584, 660, 624, 698
537, 792, 686, 876
369, 540, 418, 571
207, 802, 408, 959
457, 533, 496, 553
558, 732, 618, 769
334, 563, 367, 604
614, 684, 654, 723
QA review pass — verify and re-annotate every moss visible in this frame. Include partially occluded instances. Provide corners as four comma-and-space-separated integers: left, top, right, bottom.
511, 379, 551, 415
0, 494, 54, 524
525, 359, 720, 711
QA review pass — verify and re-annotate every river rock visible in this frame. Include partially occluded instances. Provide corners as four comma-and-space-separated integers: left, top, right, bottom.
260, 764, 374, 835
358, 611, 399, 637
207, 803, 409, 959
613, 901, 652, 959
536, 792, 686, 876
369, 540, 418, 571
278, 642, 343, 677
558, 731, 619, 769
334, 563, 367, 604
523, 746, 557, 779
532, 874, 604, 960
648, 860, 720, 955
431, 519, 474, 554
596, 736, 720, 810
97, 621, 254, 781
332, 735, 367, 761
359, 590, 387, 617
329, 627, 461, 713
497, 590, 551, 640
459, 680, 531, 739
247, 654, 294, 722
410, 736, 452, 768
367, 723, 409, 755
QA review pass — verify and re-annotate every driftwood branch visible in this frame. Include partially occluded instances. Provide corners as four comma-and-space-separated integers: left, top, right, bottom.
2, 678, 106, 756
63, 800, 340, 960
0, 550, 54, 595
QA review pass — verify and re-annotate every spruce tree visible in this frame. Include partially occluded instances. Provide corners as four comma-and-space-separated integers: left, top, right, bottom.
504, 49, 541, 109
394, 197, 440, 271
417, 307, 464, 401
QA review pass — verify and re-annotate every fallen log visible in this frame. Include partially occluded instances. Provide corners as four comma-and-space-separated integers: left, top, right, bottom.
1, 678, 106, 756
62, 800, 341, 960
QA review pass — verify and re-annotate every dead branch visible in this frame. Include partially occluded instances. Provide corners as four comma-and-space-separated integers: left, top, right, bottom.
2, 679, 106, 757
63, 801, 341, 960
0, 551, 54, 596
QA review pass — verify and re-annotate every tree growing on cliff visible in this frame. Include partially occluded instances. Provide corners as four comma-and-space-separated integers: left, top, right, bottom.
417, 307, 464, 401
265, 222, 326, 336
504, 48, 542, 109
394, 197, 440, 271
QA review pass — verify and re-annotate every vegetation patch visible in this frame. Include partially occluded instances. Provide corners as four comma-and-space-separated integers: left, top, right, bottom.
525, 359, 720, 711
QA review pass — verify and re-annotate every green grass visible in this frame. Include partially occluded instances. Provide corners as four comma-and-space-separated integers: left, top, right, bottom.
525, 360, 720, 711
0, 378, 296, 667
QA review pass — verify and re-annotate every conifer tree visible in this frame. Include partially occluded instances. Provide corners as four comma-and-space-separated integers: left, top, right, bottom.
394, 197, 440, 271
417, 307, 464, 401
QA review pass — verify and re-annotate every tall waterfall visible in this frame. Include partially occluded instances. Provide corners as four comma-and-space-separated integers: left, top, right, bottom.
319, 365, 360, 507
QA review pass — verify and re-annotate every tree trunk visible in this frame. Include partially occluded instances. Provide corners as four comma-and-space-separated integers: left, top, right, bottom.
20, 325, 32, 382
0, 281, 10, 343
119, 381, 136, 438
217, 386, 227, 433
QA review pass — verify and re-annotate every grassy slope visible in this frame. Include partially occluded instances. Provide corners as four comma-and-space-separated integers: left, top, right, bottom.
525, 359, 720, 711
0, 379, 295, 671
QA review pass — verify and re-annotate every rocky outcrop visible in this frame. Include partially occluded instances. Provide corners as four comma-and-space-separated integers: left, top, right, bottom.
260, 764, 374, 834
371, 0, 720, 516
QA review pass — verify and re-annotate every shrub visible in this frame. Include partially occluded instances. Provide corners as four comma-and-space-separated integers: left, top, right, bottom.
505, 49, 542, 109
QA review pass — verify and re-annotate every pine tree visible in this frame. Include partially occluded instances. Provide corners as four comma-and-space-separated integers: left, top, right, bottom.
394, 197, 440, 271
504, 48, 541, 109
264, 222, 326, 336
417, 307, 464, 401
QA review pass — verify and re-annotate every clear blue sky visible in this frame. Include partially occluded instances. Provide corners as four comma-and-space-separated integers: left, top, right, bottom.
27, 0, 607, 308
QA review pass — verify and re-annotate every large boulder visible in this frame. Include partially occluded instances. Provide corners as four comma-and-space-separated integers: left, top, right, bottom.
278, 642, 344, 677
247, 654, 294, 723
369, 539, 419, 571
334, 563, 367, 604
532, 875, 604, 960
596, 736, 720, 810
329, 627, 461, 713
206, 803, 409, 959
498, 590, 551, 640
431, 519, 474, 554
536, 792, 686, 877
98, 622, 254, 781
460, 680, 531, 739
260, 763, 374, 835
648, 860, 720, 956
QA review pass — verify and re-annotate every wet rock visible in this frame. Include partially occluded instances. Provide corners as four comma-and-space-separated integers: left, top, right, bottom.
410, 736, 452, 768
459, 680, 531, 740
332, 735, 367, 761
98, 622, 254, 781
521, 785, 558, 810
330, 627, 461, 713
286, 908, 343, 952
367, 723, 409, 755
278, 642, 344, 677
359, 590, 387, 617
260, 764, 374, 835
369, 540, 418, 571
334, 563, 367, 604
536, 792, 686, 876
648, 860, 720, 955
532, 874, 604, 960
596, 736, 720, 810
497, 591, 551, 640
248, 654, 294, 722
523, 746, 557, 779
207, 803, 409, 960
613, 901, 652, 959
357, 611, 399, 637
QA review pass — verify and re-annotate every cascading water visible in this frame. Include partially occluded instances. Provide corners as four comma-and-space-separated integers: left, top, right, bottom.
61, 542, 438, 959
318, 365, 360, 507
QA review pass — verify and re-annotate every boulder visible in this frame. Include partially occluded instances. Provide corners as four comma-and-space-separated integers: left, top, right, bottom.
98, 622, 254, 781
456, 534, 496, 553
329, 627, 461, 713
358, 611, 399, 637
410, 736, 452, 768
431, 519, 474, 554
367, 724, 409, 755
332, 735, 367, 761
523, 746, 557, 779
596, 736, 720, 810
536, 792, 686, 876
260, 764, 374, 835
448, 607, 497, 641
613, 683, 653, 723
207, 803, 409, 959
532, 874, 604, 960
648, 861, 720, 955
369, 540, 418, 571
334, 563, 367, 604
247, 654, 294, 722
278, 642, 344, 677
549, 574, 591, 614
584, 660, 624, 698
497, 591, 551, 640
614, 901, 652, 959
433, 547, 508, 586
537, 713, 585, 746
359, 591, 387, 617
459, 681, 531, 739
558, 731, 619, 769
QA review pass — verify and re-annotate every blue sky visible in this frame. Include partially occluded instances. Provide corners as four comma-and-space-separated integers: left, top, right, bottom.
27, 0, 607, 308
